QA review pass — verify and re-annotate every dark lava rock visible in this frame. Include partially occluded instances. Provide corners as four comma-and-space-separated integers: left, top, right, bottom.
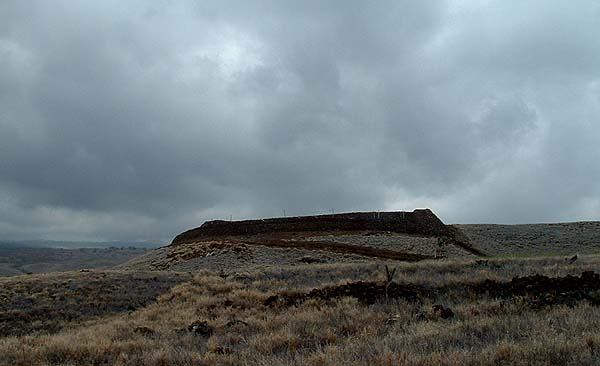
133, 326, 155, 336
211, 346, 232, 354
223, 299, 233, 307
473, 271, 600, 308
265, 280, 428, 307
299, 256, 325, 264
474, 259, 501, 269
432, 304, 454, 319
265, 272, 600, 311
415, 311, 427, 321
223, 319, 248, 328
188, 320, 214, 337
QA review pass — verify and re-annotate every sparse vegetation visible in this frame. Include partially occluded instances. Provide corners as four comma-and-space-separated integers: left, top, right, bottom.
457, 222, 600, 257
2, 221, 600, 365
0, 271, 191, 337
1, 255, 599, 365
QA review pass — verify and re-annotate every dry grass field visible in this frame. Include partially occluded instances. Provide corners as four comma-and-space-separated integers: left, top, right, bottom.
0, 271, 191, 337
1, 255, 599, 366
2, 220, 600, 365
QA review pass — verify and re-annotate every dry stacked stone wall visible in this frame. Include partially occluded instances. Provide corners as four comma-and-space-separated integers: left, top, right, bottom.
171, 209, 452, 245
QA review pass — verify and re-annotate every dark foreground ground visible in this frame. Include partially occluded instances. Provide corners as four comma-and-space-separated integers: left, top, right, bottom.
1, 255, 599, 366
1, 222, 599, 365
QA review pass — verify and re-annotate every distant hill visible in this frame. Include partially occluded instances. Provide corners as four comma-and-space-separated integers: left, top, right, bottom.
0, 246, 150, 277
0, 239, 163, 249
456, 221, 600, 256
0, 239, 162, 276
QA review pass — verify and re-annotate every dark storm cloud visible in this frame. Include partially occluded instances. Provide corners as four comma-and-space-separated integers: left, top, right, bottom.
1, 1, 599, 241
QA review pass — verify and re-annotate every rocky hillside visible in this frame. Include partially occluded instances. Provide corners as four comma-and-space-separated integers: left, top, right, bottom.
121, 209, 481, 272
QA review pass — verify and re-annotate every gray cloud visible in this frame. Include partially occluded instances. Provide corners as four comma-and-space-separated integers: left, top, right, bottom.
1, 0, 599, 241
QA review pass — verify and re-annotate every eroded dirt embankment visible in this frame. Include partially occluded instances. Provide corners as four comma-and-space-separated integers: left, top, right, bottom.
242, 237, 433, 261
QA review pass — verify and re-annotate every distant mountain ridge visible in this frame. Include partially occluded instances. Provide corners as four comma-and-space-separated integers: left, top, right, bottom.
0, 239, 163, 249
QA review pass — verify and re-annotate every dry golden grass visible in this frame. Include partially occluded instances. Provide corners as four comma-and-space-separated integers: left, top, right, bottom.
1, 256, 599, 365
0, 271, 191, 337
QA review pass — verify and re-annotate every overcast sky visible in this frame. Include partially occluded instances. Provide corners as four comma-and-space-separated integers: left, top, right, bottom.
1, 1, 600, 241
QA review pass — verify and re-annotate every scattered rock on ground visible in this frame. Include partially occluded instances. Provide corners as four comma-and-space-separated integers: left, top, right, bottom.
211, 346, 232, 354
432, 304, 454, 319
299, 256, 325, 264
187, 320, 214, 337
222, 319, 248, 328
265, 281, 427, 306
133, 326, 155, 336
474, 271, 600, 307
264, 271, 600, 311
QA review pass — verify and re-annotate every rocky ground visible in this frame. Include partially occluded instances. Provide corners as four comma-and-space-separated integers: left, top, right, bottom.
266, 269, 600, 309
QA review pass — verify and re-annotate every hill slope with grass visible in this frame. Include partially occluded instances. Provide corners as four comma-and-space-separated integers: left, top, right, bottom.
457, 221, 600, 256
120, 209, 481, 272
